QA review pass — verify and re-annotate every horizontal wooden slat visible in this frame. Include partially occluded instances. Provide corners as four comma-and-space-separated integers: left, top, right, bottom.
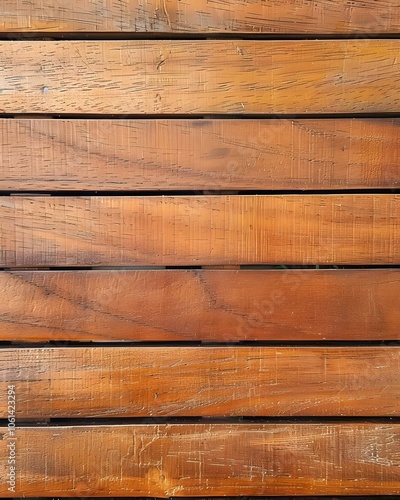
1, 346, 399, 418
1, 118, 399, 191
1, 41, 400, 114
1, 269, 399, 341
0, 195, 399, 267
1, 423, 400, 496
1, 0, 399, 34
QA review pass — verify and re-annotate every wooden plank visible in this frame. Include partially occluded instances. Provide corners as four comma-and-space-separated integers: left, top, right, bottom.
0, 41, 400, 114
1, 423, 400, 496
1, 0, 399, 34
0, 269, 399, 341
1, 118, 399, 191
1, 346, 400, 418
0, 195, 399, 267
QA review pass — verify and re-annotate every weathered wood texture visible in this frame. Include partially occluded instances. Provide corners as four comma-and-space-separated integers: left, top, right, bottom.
1, 424, 400, 496
1, 346, 400, 418
0, 195, 399, 267
1, 269, 399, 341
1, 0, 399, 34
1, 118, 399, 191
1, 41, 400, 114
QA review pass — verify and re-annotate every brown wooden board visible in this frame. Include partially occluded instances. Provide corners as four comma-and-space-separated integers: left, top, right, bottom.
0, 269, 399, 342
1, 119, 399, 191
0, 195, 399, 267
1, 346, 400, 418
0, 0, 399, 34
1, 423, 400, 496
0, 41, 400, 114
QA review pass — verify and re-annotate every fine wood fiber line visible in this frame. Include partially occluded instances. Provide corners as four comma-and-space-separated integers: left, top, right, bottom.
1, 346, 400, 418
0, 269, 399, 342
1, 424, 400, 496
0, 195, 399, 267
0, 118, 399, 191
0, 41, 399, 114
0, 0, 399, 33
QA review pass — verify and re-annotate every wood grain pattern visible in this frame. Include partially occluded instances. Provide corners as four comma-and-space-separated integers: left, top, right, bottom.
1, 346, 400, 418
1, 195, 399, 267
1, 269, 399, 341
1, 0, 399, 34
1, 41, 400, 114
1, 423, 400, 496
1, 118, 399, 191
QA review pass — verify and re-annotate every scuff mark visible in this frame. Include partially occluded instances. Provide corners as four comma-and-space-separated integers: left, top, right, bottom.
162, 0, 172, 28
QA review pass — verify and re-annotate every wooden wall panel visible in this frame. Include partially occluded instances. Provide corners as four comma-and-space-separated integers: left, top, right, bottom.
1, 0, 399, 34
1, 0, 398, 499
1, 346, 399, 418
0, 119, 399, 191
0, 195, 399, 267
1, 269, 399, 341
0, 41, 399, 114
1, 424, 400, 496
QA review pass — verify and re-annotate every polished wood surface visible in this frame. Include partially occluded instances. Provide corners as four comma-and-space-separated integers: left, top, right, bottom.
1, 41, 399, 114
1, 0, 399, 34
1, 195, 398, 267
1, 423, 400, 496
1, 269, 399, 341
1, 1, 399, 497
1, 118, 399, 191
1, 346, 399, 418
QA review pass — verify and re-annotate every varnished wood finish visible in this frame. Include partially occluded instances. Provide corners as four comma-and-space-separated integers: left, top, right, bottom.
0, 195, 399, 267
1, 0, 399, 34
1, 1, 399, 497
1, 346, 399, 418
1, 41, 400, 114
1, 269, 399, 341
1, 119, 399, 191
1, 423, 400, 496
